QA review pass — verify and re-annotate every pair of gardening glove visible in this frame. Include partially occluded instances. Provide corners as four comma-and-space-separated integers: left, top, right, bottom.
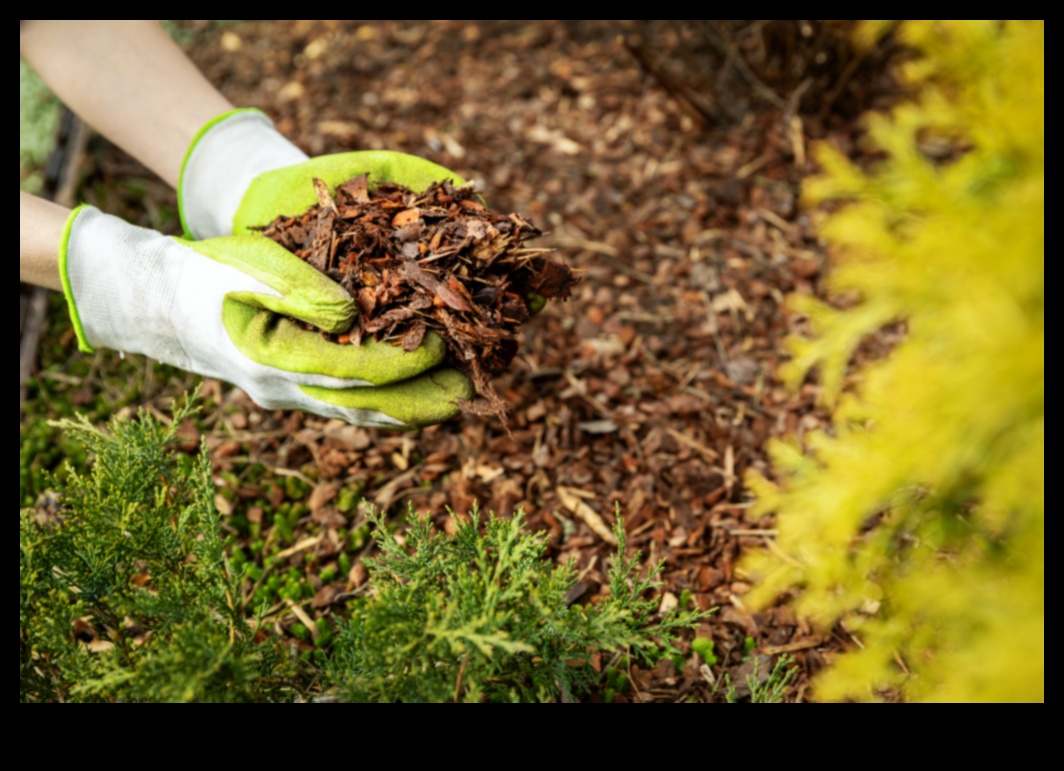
62, 110, 473, 430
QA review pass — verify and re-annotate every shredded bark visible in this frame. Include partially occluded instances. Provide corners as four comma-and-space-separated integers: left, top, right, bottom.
260, 176, 578, 424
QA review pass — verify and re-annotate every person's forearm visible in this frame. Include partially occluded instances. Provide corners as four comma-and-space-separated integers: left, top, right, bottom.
21, 192, 69, 292
20, 20, 234, 188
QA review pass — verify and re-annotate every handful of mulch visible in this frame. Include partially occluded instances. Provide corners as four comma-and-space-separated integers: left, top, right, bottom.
260, 175, 578, 424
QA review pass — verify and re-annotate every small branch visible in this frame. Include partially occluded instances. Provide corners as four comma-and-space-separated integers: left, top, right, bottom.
20, 288, 51, 418
818, 50, 868, 122
21, 112, 89, 419
702, 23, 786, 110
624, 36, 719, 128
454, 654, 470, 703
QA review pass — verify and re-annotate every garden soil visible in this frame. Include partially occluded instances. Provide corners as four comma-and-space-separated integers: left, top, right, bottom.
65, 20, 903, 702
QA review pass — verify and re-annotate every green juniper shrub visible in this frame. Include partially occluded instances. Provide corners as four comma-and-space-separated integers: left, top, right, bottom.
326, 507, 709, 703
19, 395, 290, 704
21, 396, 708, 703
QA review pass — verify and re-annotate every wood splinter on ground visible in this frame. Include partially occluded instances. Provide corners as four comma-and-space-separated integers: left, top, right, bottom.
262, 175, 579, 427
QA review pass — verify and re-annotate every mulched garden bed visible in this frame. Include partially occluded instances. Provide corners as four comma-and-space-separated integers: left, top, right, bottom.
61, 20, 902, 702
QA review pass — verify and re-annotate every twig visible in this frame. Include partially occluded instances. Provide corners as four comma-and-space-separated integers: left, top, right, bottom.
275, 536, 323, 561
598, 253, 658, 286
623, 36, 718, 128
21, 111, 89, 419
762, 638, 824, 656
20, 287, 31, 338
701, 23, 786, 109
736, 152, 774, 180
818, 50, 868, 123
557, 487, 618, 546
20, 289, 51, 415
666, 429, 720, 462
454, 655, 470, 703
783, 77, 815, 124
764, 536, 803, 569
285, 599, 319, 641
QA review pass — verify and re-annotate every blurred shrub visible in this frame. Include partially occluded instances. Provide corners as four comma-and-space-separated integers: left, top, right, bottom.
161, 20, 244, 47
745, 20, 1044, 702
19, 59, 60, 193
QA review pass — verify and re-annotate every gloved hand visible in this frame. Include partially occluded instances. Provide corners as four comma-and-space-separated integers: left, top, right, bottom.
177, 109, 465, 239
156, 108, 476, 428
59, 206, 473, 430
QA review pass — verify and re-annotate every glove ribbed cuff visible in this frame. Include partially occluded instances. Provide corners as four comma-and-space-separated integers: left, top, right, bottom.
178, 109, 308, 240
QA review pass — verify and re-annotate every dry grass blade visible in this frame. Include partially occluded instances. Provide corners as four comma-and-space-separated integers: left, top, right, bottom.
558, 487, 618, 546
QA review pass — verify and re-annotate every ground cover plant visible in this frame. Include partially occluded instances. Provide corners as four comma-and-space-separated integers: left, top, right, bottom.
20, 397, 285, 703
745, 20, 1044, 702
261, 176, 577, 422
21, 401, 706, 703
330, 508, 706, 703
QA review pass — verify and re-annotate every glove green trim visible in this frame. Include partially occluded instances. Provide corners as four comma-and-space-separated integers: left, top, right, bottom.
233, 151, 467, 233
58, 204, 94, 354
184, 235, 356, 335
301, 368, 474, 429
177, 108, 267, 239
221, 301, 449, 385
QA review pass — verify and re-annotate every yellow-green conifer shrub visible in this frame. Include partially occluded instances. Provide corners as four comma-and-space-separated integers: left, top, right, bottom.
745, 20, 1043, 703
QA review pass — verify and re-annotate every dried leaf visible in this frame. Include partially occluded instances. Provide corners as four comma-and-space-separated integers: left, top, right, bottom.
403, 322, 428, 352
392, 208, 423, 228
308, 483, 339, 513
434, 278, 474, 313
339, 174, 370, 204
312, 585, 341, 610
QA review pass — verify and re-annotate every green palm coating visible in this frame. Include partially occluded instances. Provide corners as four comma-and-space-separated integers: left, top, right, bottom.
301, 368, 474, 428
233, 152, 467, 233
221, 301, 448, 384
185, 236, 355, 334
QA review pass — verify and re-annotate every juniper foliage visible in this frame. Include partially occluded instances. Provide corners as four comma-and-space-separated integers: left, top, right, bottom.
724, 656, 798, 705
21, 399, 706, 703
327, 508, 707, 703
19, 396, 288, 703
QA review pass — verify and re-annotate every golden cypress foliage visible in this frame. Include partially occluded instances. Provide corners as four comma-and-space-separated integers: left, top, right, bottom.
744, 20, 1044, 702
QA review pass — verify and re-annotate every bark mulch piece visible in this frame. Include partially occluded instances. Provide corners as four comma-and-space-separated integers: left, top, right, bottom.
261, 176, 577, 423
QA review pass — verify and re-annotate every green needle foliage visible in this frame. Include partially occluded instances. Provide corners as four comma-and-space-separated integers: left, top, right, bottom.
328, 508, 707, 703
21, 398, 706, 703
724, 656, 798, 705
20, 395, 288, 704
